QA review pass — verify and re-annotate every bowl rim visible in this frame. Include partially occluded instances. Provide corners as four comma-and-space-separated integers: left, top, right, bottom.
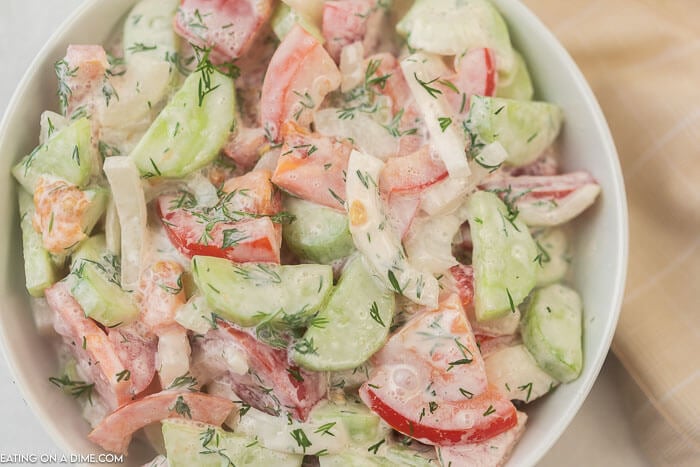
0, 0, 629, 465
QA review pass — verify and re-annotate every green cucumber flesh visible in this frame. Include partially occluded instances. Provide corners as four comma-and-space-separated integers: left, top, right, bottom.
467, 190, 537, 321
13, 118, 94, 192
283, 197, 355, 264
192, 256, 333, 327
130, 68, 235, 179
293, 256, 394, 371
467, 95, 562, 167
162, 419, 302, 467
123, 0, 180, 79
236, 398, 387, 456
70, 237, 139, 328
521, 283, 583, 383
496, 50, 534, 101
18, 190, 58, 297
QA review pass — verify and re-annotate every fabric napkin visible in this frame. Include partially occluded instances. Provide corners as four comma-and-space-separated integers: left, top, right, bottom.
522, 1, 700, 465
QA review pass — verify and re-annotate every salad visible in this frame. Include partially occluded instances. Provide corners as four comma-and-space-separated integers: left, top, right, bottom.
13, 0, 601, 465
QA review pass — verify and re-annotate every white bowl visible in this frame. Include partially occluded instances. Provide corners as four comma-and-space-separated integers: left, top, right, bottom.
0, 0, 628, 465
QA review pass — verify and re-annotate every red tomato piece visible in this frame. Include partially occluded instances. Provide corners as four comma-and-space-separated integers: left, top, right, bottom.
360, 294, 517, 446
158, 170, 282, 263
222, 126, 268, 171
137, 261, 187, 332
197, 321, 326, 421
384, 192, 420, 239
174, 0, 274, 62
379, 145, 448, 194
88, 390, 234, 453
322, 0, 382, 62
271, 122, 351, 211
59, 45, 109, 115
479, 171, 598, 204
261, 25, 341, 140
361, 383, 517, 446
33, 177, 91, 255
437, 410, 527, 465
107, 322, 158, 397
449, 264, 475, 311
444, 48, 497, 117
46, 282, 132, 410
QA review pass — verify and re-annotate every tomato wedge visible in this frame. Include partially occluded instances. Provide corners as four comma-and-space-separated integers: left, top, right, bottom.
59, 45, 108, 115
46, 282, 132, 409
322, 0, 382, 62
437, 410, 527, 465
271, 122, 351, 211
88, 390, 234, 453
361, 383, 517, 446
174, 0, 273, 62
33, 178, 90, 255
137, 261, 187, 332
158, 170, 282, 263
359, 294, 517, 446
379, 145, 448, 194
261, 25, 341, 140
107, 322, 157, 397
194, 321, 326, 421
449, 264, 475, 311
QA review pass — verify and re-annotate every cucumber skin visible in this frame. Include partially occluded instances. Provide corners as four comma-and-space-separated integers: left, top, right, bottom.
162, 420, 303, 467
468, 190, 538, 321
12, 118, 94, 193
18, 190, 57, 297
283, 197, 355, 264
130, 68, 235, 179
293, 256, 395, 371
192, 256, 333, 327
521, 284, 583, 383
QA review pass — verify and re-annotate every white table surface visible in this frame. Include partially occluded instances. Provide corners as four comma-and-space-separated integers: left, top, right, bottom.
0, 1, 652, 465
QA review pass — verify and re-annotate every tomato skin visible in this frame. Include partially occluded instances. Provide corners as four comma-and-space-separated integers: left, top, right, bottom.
88, 390, 234, 453
360, 383, 517, 446
479, 171, 597, 204
444, 48, 497, 117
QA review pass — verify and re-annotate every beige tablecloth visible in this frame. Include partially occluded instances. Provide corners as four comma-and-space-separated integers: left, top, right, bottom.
523, 1, 700, 465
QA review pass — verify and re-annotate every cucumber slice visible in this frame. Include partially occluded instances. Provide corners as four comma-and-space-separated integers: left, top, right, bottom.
18, 190, 58, 297
283, 197, 355, 264
397, 0, 514, 73
467, 190, 537, 321
130, 68, 235, 179
162, 419, 302, 467
123, 0, 180, 77
236, 399, 387, 456
13, 118, 94, 192
271, 2, 324, 43
466, 96, 563, 167
521, 284, 583, 383
320, 454, 394, 467
175, 294, 217, 335
70, 235, 139, 328
192, 256, 333, 327
496, 51, 534, 101
533, 227, 570, 287
293, 256, 395, 371
484, 344, 559, 403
